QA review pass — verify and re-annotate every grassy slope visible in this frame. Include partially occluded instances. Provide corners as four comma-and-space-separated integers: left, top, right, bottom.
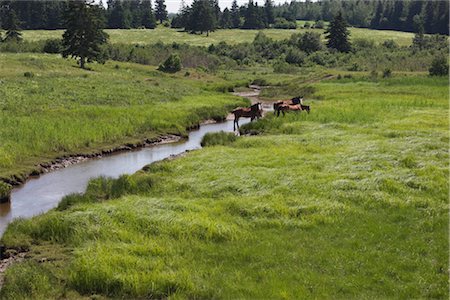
0, 53, 248, 180
1, 75, 448, 299
21, 26, 416, 46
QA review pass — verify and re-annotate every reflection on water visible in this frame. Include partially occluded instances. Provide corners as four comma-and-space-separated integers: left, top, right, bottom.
1, 119, 251, 235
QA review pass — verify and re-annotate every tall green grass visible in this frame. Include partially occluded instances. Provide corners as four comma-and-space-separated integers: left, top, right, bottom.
20, 26, 416, 47
0, 53, 248, 179
1, 74, 448, 298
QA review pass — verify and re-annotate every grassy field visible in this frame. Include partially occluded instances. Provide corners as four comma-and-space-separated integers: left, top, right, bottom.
0, 53, 248, 181
1, 74, 447, 298
21, 25, 416, 46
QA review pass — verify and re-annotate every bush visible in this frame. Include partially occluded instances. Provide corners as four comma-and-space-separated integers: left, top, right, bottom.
0, 182, 12, 202
303, 22, 311, 28
314, 20, 325, 29
158, 53, 182, 73
23, 71, 34, 78
42, 39, 62, 54
383, 68, 392, 78
285, 48, 306, 66
353, 38, 376, 50
201, 131, 237, 147
382, 39, 398, 49
273, 60, 299, 74
251, 78, 268, 86
273, 18, 297, 29
429, 56, 448, 76
299, 32, 322, 54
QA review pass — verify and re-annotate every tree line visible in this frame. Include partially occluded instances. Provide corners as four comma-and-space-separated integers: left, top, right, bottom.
0, 0, 448, 35
276, 0, 448, 35
0, 0, 168, 30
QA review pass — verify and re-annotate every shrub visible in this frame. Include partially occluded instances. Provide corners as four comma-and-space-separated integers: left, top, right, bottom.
314, 20, 325, 29
251, 78, 268, 86
285, 48, 306, 66
299, 32, 322, 54
382, 39, 398, 49
353, 38, 375, 50
0, 182, 12, 202
158, 54, 182, 73
201, 131, 237, 147
42, 39, 62, 54
429, 56, 448, 76
23, 71, 34, 78
383, 68, 392, 78
273, 60, 298, 74
273, 18, 297, 29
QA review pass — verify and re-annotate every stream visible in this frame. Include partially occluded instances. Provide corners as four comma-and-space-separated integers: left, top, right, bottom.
0, 87, 269, 236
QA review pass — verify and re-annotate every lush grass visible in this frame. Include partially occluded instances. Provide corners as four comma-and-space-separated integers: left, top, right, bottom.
0, 53, 248, 181
2, 75, 448, 298
21, 25, 417, 47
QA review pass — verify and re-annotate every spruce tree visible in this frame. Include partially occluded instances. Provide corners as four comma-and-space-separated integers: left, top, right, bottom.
3, 9, 22, 42
264, 0, 274, 25
62, 0, 109, 69
189, 0, 214, 35
230, 0, 240, 28
141, 0, 156, 29
220, 8, 232, 29
325, 12, 351, 53
155, 0, 168, 24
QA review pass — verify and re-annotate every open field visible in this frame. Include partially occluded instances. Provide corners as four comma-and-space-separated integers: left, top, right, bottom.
21, 25, 417, 47
0, 53, 247, 181
1, 74, 447, 298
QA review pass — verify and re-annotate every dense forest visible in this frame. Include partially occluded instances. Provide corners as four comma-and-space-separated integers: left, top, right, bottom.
0, 0, 448, 34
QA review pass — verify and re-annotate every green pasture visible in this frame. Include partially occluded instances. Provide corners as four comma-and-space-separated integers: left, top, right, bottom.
1, 75, 447, 298
21, 25, 416, 47
0, 53, 247, 180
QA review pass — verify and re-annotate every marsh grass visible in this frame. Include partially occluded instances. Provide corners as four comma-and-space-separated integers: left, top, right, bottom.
0, 53, 248, 180
1, 74, 448, 298
200, 131, 237, 147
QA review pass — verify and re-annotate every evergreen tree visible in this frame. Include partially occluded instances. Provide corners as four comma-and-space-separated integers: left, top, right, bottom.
62, 0, 109, 69
155, 0, 168, 24
108, 0, 131, 29
264, 0, 274, 25
325, 12, 351, 53
141, 0, 156, 29
3, 8, 22, 42
423, 1, 436, 34
370, 0, 383, 29
242, 0, 265, 29
220, 8, 232, 29
405, 0, 423, 32
436, 0, 449, 35
230, 0, 240, 28
412, 14, 425, 50
188, 0, 214, 35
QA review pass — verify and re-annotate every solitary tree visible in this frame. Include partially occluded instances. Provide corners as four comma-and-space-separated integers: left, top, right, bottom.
62, 0, 109, 69
155, 0, 168, 24
325, 12, 351, 52
3, 9, 22, 42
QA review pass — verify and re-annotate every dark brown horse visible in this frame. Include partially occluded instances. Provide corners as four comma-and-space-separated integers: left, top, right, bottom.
273, 96, 303, 115
278, 104, 302, 116
274, 96, 311, 116
232, 102, 262, 130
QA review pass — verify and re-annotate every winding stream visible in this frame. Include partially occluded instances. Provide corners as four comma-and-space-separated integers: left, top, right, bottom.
0, 87, 269, 236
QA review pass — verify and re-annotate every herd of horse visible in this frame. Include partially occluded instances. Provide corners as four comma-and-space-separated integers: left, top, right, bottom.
232, 96, 311, 130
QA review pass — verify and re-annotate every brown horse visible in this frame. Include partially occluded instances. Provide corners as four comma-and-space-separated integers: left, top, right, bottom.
278, 104, 302, 116
273, 97, 303, 116
232, 102, 262, 130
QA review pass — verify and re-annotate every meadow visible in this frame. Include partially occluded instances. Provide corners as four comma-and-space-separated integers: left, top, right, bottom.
0, 53, 248, 182
1, 74, 447, 298
21, 25, 416, 47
